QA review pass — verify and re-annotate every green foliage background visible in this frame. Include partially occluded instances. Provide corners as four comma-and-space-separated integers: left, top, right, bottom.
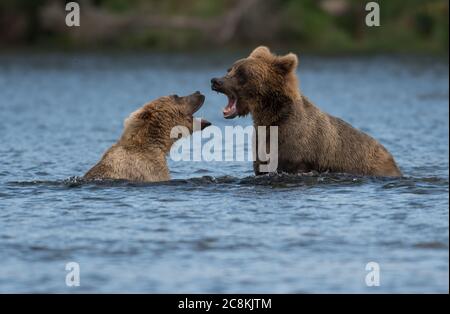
0, 0, 448, 53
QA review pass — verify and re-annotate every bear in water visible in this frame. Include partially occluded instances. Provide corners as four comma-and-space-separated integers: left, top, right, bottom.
84, 92, 211, 182
211, 46, 401, 177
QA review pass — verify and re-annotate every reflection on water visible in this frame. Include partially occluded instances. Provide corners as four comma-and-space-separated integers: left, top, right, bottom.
0, 53, 448, 293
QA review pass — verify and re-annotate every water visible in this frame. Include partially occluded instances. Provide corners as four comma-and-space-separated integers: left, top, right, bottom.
0, 52, 448, 293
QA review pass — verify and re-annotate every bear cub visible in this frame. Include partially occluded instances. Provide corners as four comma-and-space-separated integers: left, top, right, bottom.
84, 92, 211, 182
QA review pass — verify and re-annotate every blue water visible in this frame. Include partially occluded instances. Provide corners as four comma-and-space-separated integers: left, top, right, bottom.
0, 53, 448, 293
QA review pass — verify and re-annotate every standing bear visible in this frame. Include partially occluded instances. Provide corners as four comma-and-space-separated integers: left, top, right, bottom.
84, 92, 210, 182
211, 46, 401, 177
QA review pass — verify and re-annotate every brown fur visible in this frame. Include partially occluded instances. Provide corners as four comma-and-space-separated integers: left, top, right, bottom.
211, 46, 402, 177
84, 92, 210, 182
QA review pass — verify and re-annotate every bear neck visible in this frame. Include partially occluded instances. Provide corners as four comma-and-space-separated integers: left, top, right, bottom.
119, 132, 172, 156
252, 87, 302, 127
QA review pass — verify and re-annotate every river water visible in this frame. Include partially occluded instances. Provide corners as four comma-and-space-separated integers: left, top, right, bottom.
0, 53, 448, 292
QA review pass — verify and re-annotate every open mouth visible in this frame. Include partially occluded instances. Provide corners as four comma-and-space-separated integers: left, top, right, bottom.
212, 89, 238, 119
222, 94, 238, 119
196, 118, 212, 130
190, 94, 211, 130
211, 81, 238, 119
190, 92, 205, 114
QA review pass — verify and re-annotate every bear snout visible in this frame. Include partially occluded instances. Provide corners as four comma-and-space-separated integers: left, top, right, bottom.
211, 77, 223, 90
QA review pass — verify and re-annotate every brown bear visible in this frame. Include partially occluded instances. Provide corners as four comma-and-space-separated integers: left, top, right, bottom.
211, 46, 402, 177
84, 92, 211, 182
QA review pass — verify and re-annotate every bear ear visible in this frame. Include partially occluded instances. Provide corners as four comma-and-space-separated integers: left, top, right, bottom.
273, 52, 298, 74
249, 46, 272, 60
124, 108, 148, 130
136, 111, 152, 120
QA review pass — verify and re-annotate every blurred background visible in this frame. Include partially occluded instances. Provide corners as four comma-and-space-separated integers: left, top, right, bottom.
0, 0, 448, 293
0, 0, 448, 53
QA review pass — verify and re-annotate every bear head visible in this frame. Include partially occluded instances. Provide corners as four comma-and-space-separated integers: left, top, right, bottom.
211, 46, 300, 121
120, 91, 210, 152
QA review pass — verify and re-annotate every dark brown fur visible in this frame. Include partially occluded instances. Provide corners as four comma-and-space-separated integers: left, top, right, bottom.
212, 46, 401, 177
84, 92, 210, 182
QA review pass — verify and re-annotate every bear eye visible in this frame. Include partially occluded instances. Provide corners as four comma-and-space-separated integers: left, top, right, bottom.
172, 94, 180, 101
236, 67, 247, 84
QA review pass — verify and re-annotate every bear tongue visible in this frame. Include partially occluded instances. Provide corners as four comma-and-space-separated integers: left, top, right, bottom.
223, 96, 238, 119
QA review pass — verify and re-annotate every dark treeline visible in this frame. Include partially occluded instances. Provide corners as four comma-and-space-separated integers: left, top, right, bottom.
0, 0, 448, 53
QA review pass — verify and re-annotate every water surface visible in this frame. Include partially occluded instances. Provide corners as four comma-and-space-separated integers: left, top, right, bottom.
0, 53, 448, 292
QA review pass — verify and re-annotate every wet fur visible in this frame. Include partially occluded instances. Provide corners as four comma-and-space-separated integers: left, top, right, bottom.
84, 95, 197, 182
216, 46, 402, 177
